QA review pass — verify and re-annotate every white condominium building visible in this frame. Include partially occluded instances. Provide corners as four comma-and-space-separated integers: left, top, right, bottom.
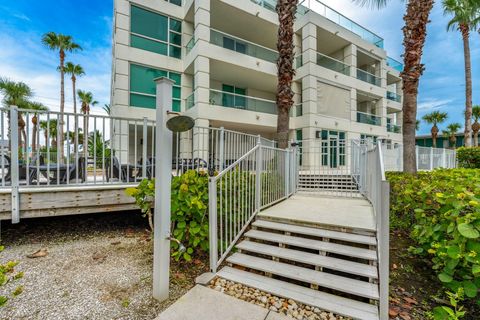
111, 0, 404, 166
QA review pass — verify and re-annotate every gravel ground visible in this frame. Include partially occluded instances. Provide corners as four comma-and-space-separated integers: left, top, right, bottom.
210, 278, 350, 320
0, 212, 208, 320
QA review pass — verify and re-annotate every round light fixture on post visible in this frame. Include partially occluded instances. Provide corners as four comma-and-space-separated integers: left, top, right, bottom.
165, 111, 195, 133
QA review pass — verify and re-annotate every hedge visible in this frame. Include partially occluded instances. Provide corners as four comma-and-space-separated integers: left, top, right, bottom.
457, 147, 480, 169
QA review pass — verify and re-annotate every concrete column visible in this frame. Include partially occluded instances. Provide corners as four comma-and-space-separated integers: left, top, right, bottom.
302, 127, 317, 170
193, 118, 210, 161
301, 23, 317, 66
194, 56, 210, 108
350, 88, 357, 122
302, 75, 317, 115
179, 131, 193, 159
380, 60, 387, 89
344, 44, 357, 77
380, 98, 387, 127
194, 0, 210, 43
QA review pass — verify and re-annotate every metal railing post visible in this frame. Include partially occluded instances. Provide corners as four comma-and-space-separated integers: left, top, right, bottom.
255, 144, 262, 212
284, 149, 290, 197
208, 177, 218, 272
415, 145, 419, 171
142, 117, 148, 179
430, 147, 434, 171
10, 106, 20, 223
219, 127, 225, 171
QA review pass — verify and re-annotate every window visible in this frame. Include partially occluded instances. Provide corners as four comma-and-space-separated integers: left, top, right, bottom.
319, 130, 346, 167
130, 5, 182, 59
166, 0, 182, 6
130, 64, 181, 111
361, 134, 378, 144
221, 84, 246, 109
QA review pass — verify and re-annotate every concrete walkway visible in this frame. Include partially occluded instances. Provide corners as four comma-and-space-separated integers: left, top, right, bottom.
258, 194, 376, 232
155, 285, 290, 320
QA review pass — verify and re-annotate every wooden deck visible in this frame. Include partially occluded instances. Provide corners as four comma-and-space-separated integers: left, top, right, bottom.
0, 184, 138, 221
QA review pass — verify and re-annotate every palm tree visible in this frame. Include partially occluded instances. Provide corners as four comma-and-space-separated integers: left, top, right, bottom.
63, 62, 85, 152
23, 102, 49, 153
42, 32, 82, 160
472, 105, 480, 146
39, 119, 58, 147
422, 111, 448, 148
356, 0, 435, 173
443, 0, 478, 147
275, 0, 299, 149
0, 78, 33, 151
415, 119, 421, 131
102, 104, 111, 115
77, 90, 98, 159
443, 123, 462, 148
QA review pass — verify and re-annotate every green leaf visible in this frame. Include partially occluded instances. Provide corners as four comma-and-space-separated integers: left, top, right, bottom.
464, 281, 478, 298
0, 296, 8, 307
458, 223, 480, 239
447, 246, 460, 259
473, 265, 480, 276
432, 306, 449, 320
439, 273, 453, 283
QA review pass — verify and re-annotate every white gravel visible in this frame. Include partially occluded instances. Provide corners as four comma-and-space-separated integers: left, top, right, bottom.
0, 212, 206, 320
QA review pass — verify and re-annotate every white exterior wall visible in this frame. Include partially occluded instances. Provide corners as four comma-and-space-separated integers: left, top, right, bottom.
111, 0, 404, 149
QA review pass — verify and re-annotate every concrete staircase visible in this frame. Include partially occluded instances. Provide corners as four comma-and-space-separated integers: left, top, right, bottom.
298, 174, 359, 193
216, 216, 380, 320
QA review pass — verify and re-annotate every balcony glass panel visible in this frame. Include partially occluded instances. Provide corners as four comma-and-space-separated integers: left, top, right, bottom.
386, 91, 401, 103
210, 89, 277, 115
252, 0, 384, 48
387, 123, 402, 133
387, 57, 403, 72
357, 69, 381, 86
290, 104, 303, 117
186, 36, 195, 54
317, 53, 350, 75
357, 111, 381, 126
186, 92, 194, 110
210, 29, 278, 63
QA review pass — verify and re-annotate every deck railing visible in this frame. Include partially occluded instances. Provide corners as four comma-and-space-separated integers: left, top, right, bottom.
208, 143, 296, 272
357, 69, 382, 86
317, 52, 351, 76
352, 140, 389, 320
382, 145, 456, 171
209, 89, 278, 115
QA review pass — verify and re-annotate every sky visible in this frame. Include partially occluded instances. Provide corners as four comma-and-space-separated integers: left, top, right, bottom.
0, 0, 478, 134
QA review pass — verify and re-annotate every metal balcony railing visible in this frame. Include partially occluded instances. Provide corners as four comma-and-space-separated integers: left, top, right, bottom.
357, 111, 382, 126
209, 89, 277, 115
317, 52, 351, 76
387, 57, 403, 72
210, 29, 278, 63
386, 91, 401, 103
357, 69, 381, 87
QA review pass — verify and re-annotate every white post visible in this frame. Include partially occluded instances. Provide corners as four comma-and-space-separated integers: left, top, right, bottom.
10, 106, 20, 224
430, 147, 434, 171
219, 127, 225, 171
153, 77, 175, 301
442, 148, 446, 168
415, 146, 419, 171
142, 117, 148, 179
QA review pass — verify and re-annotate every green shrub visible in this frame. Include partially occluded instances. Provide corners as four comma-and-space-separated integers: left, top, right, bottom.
387, 169, 480, 303
0, 245, 24, 307
457, 147, 480, 169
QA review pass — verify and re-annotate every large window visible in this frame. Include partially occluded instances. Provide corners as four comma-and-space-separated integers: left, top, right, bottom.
130, 64, 181, 111
130, 5, 182, 59
221, 84, 246, 109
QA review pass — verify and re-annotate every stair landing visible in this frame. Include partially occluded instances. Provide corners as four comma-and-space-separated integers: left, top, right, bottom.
258, 193, 376, 233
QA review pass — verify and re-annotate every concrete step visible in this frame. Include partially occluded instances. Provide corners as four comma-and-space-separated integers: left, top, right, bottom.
244, 229, 377, 261
252, 220, 377, 246
227, 253, 380, 300
237, 240, 378, 279
217, 267, 379, 320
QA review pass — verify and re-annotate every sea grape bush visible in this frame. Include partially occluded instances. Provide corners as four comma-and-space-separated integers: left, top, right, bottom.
387, 169, 480, 302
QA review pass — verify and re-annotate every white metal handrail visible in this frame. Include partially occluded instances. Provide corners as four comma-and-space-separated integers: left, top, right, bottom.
208, 143, 296, 272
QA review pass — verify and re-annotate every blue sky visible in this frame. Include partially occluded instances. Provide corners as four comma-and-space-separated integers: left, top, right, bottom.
0, 0, 478, 134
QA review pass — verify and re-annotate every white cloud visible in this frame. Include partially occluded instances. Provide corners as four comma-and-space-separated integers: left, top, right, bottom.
418, 98, 454, 111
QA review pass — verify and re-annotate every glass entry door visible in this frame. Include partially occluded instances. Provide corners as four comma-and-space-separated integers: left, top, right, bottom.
320, 130, 346, 168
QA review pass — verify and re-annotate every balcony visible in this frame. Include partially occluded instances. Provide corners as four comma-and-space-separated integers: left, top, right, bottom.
387, 57, 403, 72
186, 92, 194, 110
210, 29, 278, 64
356, 69, 381, 87
251, 0, 384, 48
387, 123, 401, 133
386, 91, 401, 103
357, 111, 381, 126
290, 104, 303, 117
186, 36, 195, 54
317, 52, 350, 76
209, 89, 277, 115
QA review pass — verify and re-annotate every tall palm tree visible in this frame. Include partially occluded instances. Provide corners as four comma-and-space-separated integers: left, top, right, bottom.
42, 32, 82, 161
0, 78, 33, 151
24, 102, 49, 153
39, 119, 58, 147
422, 111, 448, 148
77, 90, 98, 159
443, 0, 477, 147
275, 0, 299, 149
102, 104, 111, 115
63, 62, 85, 152
472, 105, 480, 146
356, 0, 435, 173
443, 123, 462, 148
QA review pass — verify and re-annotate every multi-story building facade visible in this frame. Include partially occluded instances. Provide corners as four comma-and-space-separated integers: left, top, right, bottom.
110, 0, 404, 168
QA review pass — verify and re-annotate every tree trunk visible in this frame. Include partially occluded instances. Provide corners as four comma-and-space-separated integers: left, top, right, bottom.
72, 76, 78, 153
275, 0, 298, 149
473, 121, 480, 146
84, 106, 89, 160
431, 125, 438, 148
59, 50, 65, 163
401, 0, 434, 173
32, 115, 38, 152
460, 24, 472, 147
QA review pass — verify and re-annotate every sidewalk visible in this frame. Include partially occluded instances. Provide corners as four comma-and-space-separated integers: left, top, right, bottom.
155, 285, 290, 320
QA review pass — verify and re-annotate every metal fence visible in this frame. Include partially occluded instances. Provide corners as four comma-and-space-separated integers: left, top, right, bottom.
352, 140, 389, 320
382, 145, 457, 171
296, 139, 360, 197
208, 144, 296, 272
